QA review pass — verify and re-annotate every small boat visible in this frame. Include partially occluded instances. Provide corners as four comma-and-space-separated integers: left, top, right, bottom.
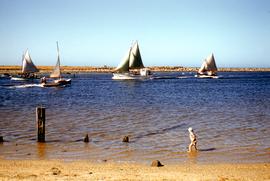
42, 79, 71, 87
11, 50, 39, 80
195, 53, 218, 78
0, 73, 11, 79
112, 41, 152, 80
42, 42, 71, 87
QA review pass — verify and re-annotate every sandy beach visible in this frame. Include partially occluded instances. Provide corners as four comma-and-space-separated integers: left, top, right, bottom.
0, 160, 269, 180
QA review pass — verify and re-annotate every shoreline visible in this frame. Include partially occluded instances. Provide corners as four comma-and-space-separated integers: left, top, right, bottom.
0, 159, 269, 180
0, 65, 269, 74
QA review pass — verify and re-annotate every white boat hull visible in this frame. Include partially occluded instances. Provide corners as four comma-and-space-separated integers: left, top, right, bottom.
11, 77, 37, 81
195, 74, 219, 79
11, 77, 26, 81
112, 73, 150, 80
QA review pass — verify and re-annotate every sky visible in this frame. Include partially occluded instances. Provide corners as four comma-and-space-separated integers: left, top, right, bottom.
0, 0, 269, 68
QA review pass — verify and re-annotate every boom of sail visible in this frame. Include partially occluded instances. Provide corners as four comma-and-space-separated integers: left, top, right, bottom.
115, 41, 144, 73
50, 42, 61, 78
22, 50, 39, 73
198, 53, 217, 75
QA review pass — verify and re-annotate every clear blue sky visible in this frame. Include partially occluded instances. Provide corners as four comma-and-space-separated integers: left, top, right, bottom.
0, 0, 269, 67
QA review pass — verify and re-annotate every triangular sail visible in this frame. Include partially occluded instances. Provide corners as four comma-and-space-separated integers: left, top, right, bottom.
115, 47, 131, 73
50, 42, 61, 78
198, 53, 217, 74
114, 41, 145, 73
129, 41, 144, 69
21, 50, 39, 73
198, 60, 207, 73
205, 53, 217, 72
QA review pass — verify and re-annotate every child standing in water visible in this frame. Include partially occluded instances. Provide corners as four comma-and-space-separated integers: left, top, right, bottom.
188, 127, 197, 152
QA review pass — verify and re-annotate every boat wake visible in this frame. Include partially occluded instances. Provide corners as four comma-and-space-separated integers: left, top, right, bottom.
177, 76, 189, 79
151, 76, 178, 80
151, 76, 191, 80
9, 83, 43, 88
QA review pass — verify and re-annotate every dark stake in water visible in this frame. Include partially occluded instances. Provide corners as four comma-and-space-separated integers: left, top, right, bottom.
0, 72, 269, 164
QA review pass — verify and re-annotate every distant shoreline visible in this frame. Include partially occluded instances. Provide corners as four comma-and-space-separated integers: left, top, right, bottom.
0, 65, 269, 74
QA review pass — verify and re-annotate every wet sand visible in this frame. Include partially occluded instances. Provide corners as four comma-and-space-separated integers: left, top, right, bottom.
0, 160, 269, 180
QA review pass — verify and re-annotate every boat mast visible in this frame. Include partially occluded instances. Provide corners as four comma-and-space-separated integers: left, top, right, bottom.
21, 51, 25, 73
56, 41, 61, 78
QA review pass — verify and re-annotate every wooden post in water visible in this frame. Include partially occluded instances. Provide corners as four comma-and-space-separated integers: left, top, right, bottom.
122, 136, 129, 143
0, 136, 3, 143
36, 107, 45, 142
84, 134, 89, 143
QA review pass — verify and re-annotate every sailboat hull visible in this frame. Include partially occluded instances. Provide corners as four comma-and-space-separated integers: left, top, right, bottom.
54, 78, 71, 84
42, 78, 71, 87
112, 73, 150, 80
11, 77, 28, 81
195, 74, 219, 79
11, 75, 39, 81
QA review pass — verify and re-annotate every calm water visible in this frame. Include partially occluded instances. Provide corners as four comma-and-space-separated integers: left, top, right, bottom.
0, 72, 269, 164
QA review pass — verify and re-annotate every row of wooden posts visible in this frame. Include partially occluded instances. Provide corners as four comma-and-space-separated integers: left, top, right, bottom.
0, 107, 90, 143
0, 107, 130, 144
0, 107, 164, 167
0, 107, 128, 144
36, 107, 129, 143
36, 106, 94, 143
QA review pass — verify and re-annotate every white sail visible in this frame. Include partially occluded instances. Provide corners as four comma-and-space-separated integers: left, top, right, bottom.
198, 53, 217, 75
21, 50, 39, 73
50, 42, 61, 78
115, 47, 131, 72
129, 41, 144, 69
205, 53, 217, 72
198, 60, 207, 73
113, 40, 149, 79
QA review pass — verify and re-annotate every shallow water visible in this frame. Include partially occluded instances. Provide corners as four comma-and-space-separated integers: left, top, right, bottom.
0, 72, 269, 164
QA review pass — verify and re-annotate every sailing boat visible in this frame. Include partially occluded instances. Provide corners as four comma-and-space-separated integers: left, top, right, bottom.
42, 42, 71, 87
112, 41, 151, 80
11, 50, 39, 80
195, 53, 218, 78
